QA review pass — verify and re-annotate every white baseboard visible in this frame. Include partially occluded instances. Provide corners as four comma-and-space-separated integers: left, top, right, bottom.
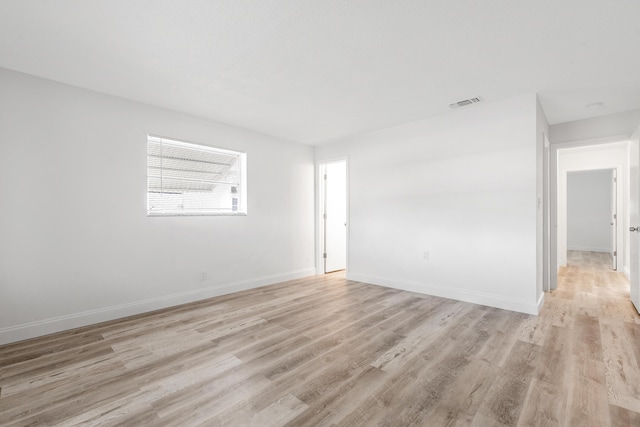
537, 293, 545, 314
0, 269, 315, 346
567, 246, 611, 253
347, 273, 540, 315
624, 266, 631, 279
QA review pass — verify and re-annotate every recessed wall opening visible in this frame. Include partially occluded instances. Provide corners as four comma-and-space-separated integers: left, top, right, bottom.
317, 159, 348, 274
566, 169, 617, 270
554, 141, 630, 295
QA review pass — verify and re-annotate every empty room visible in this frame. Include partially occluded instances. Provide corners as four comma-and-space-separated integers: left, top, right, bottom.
2, 1, 640, 426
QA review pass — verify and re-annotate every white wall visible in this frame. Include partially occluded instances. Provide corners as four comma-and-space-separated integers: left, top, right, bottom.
315, 94, 541, 314
567, 170, 613, 252
556, 143, 629, 274
550, 109, 640, 144
0, 68, 315, 344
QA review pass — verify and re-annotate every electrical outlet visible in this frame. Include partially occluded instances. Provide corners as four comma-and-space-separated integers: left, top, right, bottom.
423, 251, 429, 261
200, 272, 208, 281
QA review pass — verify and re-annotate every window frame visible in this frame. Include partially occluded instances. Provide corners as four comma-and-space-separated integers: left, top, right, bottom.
146, 134, 247, 217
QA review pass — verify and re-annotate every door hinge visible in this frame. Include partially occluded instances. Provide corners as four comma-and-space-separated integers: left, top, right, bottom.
323, 253, 327, 259
323, 213, 327, 219
614, 251, 617, 256
614, 177, 617, 183
324, 174, 327, 180
614, 214, 617, 220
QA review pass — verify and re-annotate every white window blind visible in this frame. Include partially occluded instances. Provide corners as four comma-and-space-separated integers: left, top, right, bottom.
147, 135, 247, 216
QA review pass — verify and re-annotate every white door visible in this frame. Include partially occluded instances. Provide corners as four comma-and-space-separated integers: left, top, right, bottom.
611, 169, 618, 270
630, 128, 640, 313
324, 161, 347, 273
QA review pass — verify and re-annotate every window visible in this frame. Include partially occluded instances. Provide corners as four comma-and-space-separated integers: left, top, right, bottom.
147, 135, 247, 216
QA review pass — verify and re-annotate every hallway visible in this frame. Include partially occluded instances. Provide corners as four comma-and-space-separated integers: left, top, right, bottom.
539, 250, 640, 424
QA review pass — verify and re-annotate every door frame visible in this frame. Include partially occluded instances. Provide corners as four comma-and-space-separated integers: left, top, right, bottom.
612, 168, 618, 270
550, 136, 630, 290
561, 167, 619, 268
316, 156, 349, 275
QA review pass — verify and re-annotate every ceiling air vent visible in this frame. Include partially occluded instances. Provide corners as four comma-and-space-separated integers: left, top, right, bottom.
449, 97, 482, 109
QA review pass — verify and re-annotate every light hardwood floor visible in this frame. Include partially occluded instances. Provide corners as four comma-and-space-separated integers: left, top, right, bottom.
1, 251, 640, 426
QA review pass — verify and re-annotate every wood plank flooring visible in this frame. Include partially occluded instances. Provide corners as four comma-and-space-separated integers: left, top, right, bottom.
1, 251, 639, 426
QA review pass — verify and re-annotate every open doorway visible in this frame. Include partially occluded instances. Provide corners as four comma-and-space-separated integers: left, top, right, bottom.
318, 159, 347, 274
552, 141, 630, 291
566, 169, 617, 270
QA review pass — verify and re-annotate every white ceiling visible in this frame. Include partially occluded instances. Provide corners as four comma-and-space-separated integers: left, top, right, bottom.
1, 0, 639, 145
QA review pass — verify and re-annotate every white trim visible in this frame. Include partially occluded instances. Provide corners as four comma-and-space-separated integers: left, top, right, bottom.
0, 269, 315, 346
552, 134, 630, 149
146, 134, 248, 216
625, 266, 631, 279
315, 156, 349, 276
543, 132, 551, 293
347, 273, 540, 315
551, 138, 630, 288
551, 144, 629, 272
537, 292, 545, 314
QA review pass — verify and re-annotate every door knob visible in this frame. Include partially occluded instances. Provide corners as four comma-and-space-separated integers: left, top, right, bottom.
631, 227, 640, 232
